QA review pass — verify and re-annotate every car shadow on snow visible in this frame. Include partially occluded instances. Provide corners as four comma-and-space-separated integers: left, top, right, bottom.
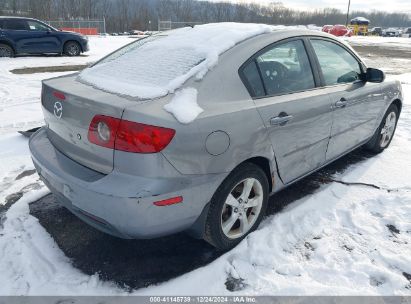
28, 147, 374, 291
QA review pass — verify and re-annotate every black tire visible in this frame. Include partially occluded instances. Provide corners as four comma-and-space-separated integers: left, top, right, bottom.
0, 43, 14, 57
204, 162, 269, 250
63, 41, 81, 56
365, 104, 399, 153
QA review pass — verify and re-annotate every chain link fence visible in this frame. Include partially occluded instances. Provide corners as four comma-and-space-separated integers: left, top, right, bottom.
46, 19, 106, 35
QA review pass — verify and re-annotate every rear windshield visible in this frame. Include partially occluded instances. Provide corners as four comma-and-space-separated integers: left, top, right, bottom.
82, 35, 205, 99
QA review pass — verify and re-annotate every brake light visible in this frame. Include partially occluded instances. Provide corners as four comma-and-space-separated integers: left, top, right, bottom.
88, 115, 175, 153
53, 91, 66, 100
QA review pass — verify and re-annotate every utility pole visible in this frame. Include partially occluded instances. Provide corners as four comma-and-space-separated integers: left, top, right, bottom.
346, 0, 351, 26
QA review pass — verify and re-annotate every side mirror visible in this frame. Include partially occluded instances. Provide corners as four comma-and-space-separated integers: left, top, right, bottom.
366, 68, 385, 83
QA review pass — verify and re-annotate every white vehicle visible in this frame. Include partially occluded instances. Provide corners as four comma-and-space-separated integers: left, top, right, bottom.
383, 28, 400, 37
402, 28, 411, 38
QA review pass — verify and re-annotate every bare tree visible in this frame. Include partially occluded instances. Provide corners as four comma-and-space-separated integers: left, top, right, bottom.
3, 0, 411, 32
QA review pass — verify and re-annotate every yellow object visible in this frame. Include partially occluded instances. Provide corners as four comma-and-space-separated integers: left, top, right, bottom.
349, 17, 370, 35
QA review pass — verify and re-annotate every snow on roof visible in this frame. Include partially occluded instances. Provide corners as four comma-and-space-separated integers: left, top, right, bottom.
78, 23, 273, 99
350, 16, 370, 24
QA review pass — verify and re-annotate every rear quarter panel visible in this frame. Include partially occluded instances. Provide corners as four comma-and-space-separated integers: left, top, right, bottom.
122, 35, 279, 176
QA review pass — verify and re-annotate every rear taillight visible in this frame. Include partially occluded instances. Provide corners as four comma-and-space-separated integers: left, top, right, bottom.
115, 120, 175, 153
88, 115, 175, 153
88, 115, 121, 149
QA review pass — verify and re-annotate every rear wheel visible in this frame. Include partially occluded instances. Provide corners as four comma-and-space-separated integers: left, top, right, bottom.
204, 163, 269, 250
63, 41, 81, 56
0, 43, 14, 57
365, 104, 399, 153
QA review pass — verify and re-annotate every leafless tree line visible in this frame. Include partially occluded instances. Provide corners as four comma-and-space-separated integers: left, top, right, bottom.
1, 0, 410, 32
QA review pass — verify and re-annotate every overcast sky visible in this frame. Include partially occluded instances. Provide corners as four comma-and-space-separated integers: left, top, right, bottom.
237, 0, 411, 13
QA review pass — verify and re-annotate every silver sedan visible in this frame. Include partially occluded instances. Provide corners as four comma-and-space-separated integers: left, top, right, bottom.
29, 25, 402, 250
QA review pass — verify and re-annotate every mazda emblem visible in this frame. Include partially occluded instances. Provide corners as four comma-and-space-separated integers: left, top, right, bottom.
53, 101, 63, 119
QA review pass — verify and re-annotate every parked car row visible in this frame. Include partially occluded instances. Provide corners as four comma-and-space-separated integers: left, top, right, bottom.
0, 16, 89, 57
322, 24, 411, 38
370, 27, 411, 37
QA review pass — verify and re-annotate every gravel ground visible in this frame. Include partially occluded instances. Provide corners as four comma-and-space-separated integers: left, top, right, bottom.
352, 44, 411, 75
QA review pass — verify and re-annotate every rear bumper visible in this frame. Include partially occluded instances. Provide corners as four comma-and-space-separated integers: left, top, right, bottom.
29, 127, 226, 239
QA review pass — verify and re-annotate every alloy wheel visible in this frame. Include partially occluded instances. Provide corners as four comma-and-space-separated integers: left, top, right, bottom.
221, 178, 263, 239
66, 43, 80, 56
380, 111, 397, 148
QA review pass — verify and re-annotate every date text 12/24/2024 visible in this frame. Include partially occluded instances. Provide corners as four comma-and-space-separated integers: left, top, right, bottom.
149, 297, 257, 303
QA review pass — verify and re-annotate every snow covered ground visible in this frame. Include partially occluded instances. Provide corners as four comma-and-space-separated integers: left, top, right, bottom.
0, 35, 411, 295
345, 36, 411, 49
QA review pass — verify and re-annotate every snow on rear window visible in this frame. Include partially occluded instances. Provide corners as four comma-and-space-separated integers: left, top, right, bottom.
78, 23, 272, 99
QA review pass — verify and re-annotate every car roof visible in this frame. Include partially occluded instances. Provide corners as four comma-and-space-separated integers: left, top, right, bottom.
219, 28, 361, 70
0, 16, 39, 21
258, 28, 340, 41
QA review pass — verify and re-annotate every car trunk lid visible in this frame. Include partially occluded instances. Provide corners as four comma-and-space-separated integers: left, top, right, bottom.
41, 74, 135, 174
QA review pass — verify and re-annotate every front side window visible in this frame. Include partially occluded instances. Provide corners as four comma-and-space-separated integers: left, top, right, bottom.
27, 21, 50, 31
311, 39, 362, 86
255, 40, 315, 96
4, 19, 28, 31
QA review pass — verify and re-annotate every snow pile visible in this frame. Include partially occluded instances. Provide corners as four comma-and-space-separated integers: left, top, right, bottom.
139, 184, 411, 295
78, 23, 273, 99
0, 181, 124, 295
164, 88, 203, 124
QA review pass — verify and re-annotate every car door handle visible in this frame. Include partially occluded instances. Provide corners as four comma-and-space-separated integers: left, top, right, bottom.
270, 115, 293, 126
334, 98, 348, 109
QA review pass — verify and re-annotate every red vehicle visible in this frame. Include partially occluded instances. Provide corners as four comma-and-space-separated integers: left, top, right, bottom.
328, 25, 353, 37
322, 25, 333, 33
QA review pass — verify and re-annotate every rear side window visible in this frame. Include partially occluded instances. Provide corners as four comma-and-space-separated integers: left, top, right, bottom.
256, 40, 315, 96
311, 39, 362, 86
4, 19, 28, 30
241, 61, 265, 98
27, 21, 50, 31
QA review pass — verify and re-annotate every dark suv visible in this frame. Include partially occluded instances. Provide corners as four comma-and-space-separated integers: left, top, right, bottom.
0, 17, 89, 57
